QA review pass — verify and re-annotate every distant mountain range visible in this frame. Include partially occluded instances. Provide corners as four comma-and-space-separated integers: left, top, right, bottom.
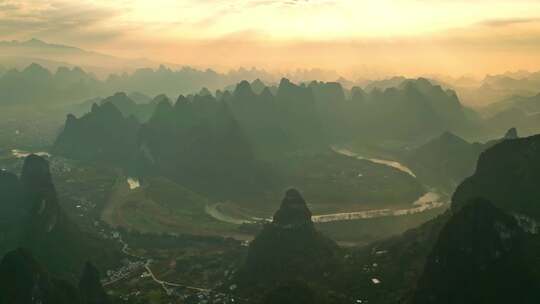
55, 78, 468, 203
368, 73, 540, 108
0, 62, 278, 104
3, 38, 540, 109
0, 38, 173, 78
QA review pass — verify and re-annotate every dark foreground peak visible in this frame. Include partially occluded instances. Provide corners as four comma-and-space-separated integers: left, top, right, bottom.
21, 154, 52, 187
412, 197, 539, 304
0, 248, 80, 304
236, 189, 339, 298
79, 262, 110, 304
273, 188, 312, 227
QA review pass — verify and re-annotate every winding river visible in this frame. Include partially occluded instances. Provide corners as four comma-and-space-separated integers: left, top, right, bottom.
206, 147, 447, 224
331, 147, 416, 177
11, 149, 51, 159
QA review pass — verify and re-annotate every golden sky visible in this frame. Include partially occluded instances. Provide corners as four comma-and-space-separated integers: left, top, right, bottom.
1, 0, 540, 76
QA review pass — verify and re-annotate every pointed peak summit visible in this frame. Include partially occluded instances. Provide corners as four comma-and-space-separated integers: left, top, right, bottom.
234, 80, 255, 98
154, 97, 173, 114
91, 102, 100, 113
111, 92, 128, 98
252, 78, 265, 86
152, 94, 171, 105
199, 87, 212, 97
273, 189, 312, 227
504, 127, 518, 139
279, 78, 292, 88
22, 63, 51, 76
101, 92, 134, 106
438, 131, 467, 144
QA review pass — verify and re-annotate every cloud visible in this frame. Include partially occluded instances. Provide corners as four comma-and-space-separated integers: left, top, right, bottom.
0, 1, 20, 12
0, 0, 127, 45
479, 17, 540, 28
0, 0, 539, 78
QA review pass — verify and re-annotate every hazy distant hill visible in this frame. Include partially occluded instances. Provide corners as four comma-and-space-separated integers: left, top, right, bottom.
447, 71, 540, 107
0, 62, 511, 143
363, 76, 408, 91
54, 84, 425, 208
53, 76, 477, 154
483, 92, 540, 116
0, 38, 169, 78
0, 62, 280, 105
226, 77, 475, 145
477, 93, 540, 136
224, 81, 293, 156
105, 65, 278, 98
0, 63, 103, 105
136, 94, 272, 199
347, 78, 475, 141
98, 92, 158, 122
53, 101, 141, 165
404, 132, 485, 191
403, 129, 517, 191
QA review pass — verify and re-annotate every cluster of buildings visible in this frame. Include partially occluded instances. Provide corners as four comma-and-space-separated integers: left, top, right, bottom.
102, 259, 146, 286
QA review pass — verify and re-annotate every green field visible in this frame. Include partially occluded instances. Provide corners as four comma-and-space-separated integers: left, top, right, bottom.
233, 150, 426, 215
102, 175, 242, 237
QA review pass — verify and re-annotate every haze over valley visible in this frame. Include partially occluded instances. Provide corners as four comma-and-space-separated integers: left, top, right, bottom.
1, 1, 540, 304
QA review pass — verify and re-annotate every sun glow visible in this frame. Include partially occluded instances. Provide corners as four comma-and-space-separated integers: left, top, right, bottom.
1, 0, 540, 75
108, 0, 540, 40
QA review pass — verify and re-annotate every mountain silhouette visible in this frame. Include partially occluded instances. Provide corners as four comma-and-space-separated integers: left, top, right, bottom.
0, 63, 101, 105
1, 155, 120, 281
53, 100, 140, 165
452, 134, 540, 219
405, 128, 519, 191
0, 249, 111, 304
412, 198, 540, 304
404, 132, 485, 190
336, 133, 540, 303
225, 81, 292, 156
136, 94, 271, 199
98, 92, 157, 122
0, 248, 80, 304
236, 189, 340, 298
